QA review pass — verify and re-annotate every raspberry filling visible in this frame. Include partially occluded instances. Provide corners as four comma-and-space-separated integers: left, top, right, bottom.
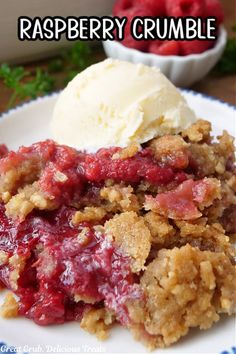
0, 204, 142, 326
0, 141, 186, 206
145, 178, 219, 220
0, 140, 187, 326
83, 147, 179, 185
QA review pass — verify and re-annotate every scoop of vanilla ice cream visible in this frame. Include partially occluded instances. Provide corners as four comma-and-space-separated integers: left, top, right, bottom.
51, 59, 196, 152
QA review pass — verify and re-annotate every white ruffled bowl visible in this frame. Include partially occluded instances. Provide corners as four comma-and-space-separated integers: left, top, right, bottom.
103, 26, 227, 87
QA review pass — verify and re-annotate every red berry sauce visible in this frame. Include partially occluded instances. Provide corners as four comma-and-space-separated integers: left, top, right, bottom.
0, 204, 142, 326
0, 139, 188, 326
0, 141, 186, 207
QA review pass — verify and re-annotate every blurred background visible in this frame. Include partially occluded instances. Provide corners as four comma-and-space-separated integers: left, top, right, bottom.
0, 0, 235, 112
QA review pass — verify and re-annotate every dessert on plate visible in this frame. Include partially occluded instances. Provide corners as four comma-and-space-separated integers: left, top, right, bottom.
0, 60, 235, 350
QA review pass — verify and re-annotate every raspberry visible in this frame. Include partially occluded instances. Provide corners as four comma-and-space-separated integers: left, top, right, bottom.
113, 0, 133, 16
119, 5, 153, 32
166, 0, 205, 17
118, 5, 152, 51
180, 39, 215, 55
149, 40, 180, 56
133, 0, 166, 15
204, 0, 224, 24
121, 35, 149, 51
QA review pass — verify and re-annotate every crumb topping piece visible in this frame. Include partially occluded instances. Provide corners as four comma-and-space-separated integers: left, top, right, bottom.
112, 143, 140, 160
182, 119, 211, 142
105, 212, 151, 272
9, 254, 26, 291
5, 183, 55, 222
144, 211, 175, 245
0, 251, 9, 266
72, 207, 106, 224
81, 308, 114, 340
150, 135, 189, 169
100, 184, 140, 212
140, 244, 236, 347
0, 293, 19, 318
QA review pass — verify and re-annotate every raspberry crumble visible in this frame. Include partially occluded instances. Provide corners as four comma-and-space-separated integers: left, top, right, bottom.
0, 120, 235, 350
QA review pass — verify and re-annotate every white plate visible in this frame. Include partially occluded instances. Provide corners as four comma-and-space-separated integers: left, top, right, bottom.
0, 91, 235, 354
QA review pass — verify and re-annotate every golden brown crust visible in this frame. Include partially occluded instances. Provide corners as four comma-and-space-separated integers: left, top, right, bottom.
0, 158, 41, 202
1, 120, 235, 232
182, 119, 211, 143
139, 245, 236, 347
0, 293, 19, 318
144, 212, 175, 246
105, 212, 151, 272
8, 255, 27, 291
0, 251, 9, 266
80, 308, 114, 340
5, 182, 56, 221
72, 207, 107, 224
100, 184, 140, 213
150, 135, 189, 169
112, 143, 140, 160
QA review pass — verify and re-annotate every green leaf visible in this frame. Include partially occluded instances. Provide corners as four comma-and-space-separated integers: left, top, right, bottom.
62, 42, 91, 70
0, 42, 92, 110
48, 58, 64, 73
19, 69, 55, 99
215, 37, 236, 74
0, 64, 55, 108
0, 63, 28, 88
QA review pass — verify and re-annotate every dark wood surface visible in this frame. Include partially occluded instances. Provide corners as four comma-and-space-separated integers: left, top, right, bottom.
0, 0, 235, 113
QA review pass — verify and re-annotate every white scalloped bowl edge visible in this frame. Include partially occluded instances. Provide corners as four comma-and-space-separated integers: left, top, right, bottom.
103, 26, 227, 87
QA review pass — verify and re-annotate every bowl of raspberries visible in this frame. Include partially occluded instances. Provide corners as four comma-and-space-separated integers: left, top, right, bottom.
103, 0, 227, 86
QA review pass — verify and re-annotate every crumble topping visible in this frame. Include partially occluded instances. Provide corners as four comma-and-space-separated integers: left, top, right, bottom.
144, 212, 175, 245
0, 293, 19, 318
0, 120, 235, 350
76, 227, 91, 246
138, 244, 236, 348
0, 154, 41, 202
100, 184, 140, 212
81, 308, 114, 340
74, 294, 99, 305
112, 142, 140, 160
0, 251, 9, 266
9, 255, 26, 291
105, 212, 151, 273
150, 135, 189, 169
182, 119, 211, 142
72, 207, 106, 224
5, 183, 55, 221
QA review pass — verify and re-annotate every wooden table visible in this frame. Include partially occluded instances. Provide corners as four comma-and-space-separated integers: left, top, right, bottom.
0, 0, 235, 113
